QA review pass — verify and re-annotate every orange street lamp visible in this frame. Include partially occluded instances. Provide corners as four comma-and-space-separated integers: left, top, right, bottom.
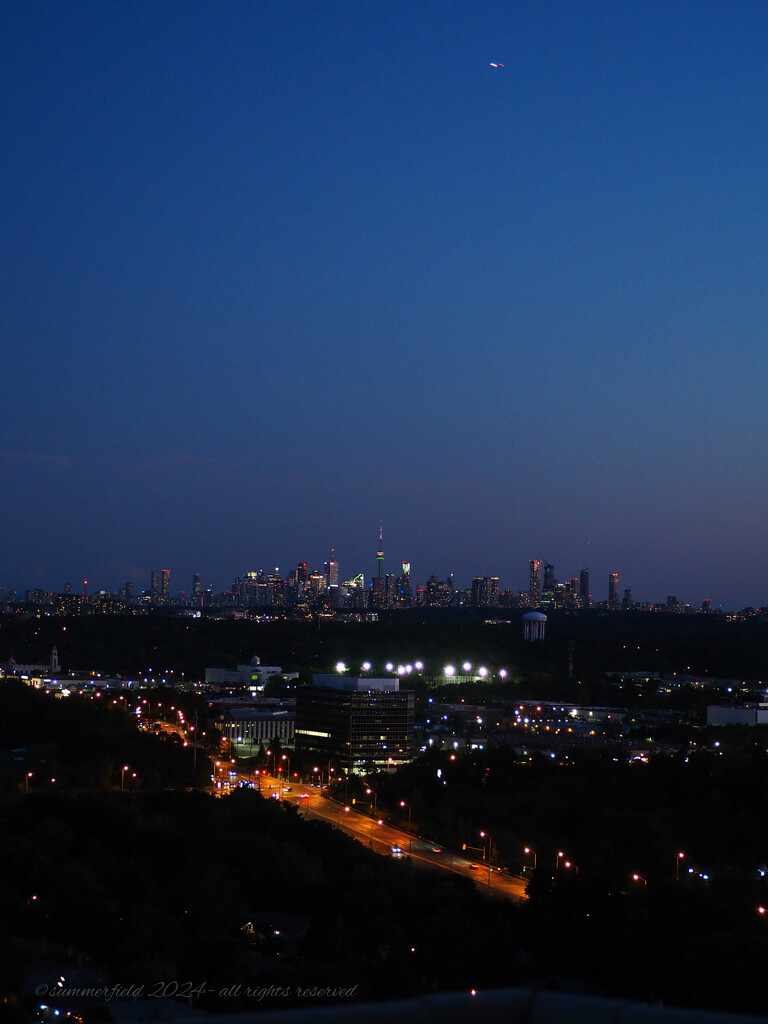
676, 852, 685, 881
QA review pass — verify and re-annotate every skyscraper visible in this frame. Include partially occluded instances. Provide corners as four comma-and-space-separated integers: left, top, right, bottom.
608, 573, 620, 610
396, 561, 412, 606
472, 576, 500, 607
529, 560, 541, 609
192, 574, 201, 601
324, 549, 339, 589
543, 563, 556, 593
161, 569, 171, 602
579, 568, 590, 607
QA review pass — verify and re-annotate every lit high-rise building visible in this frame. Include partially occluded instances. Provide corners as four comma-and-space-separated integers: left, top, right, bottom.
543, 563, 556, 592
371, 575, 387, 608
324, 549, 339, 588
472, 576, 500, 607
529, 560, 541, 609
192, 574, 201, 601
150, 571, 159, 599
608, 573, 620, 609
161, 569, 171, 601
396, 561, 412, 606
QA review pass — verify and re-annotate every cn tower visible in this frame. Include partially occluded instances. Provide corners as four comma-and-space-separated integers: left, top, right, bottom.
376, 522, 384, 578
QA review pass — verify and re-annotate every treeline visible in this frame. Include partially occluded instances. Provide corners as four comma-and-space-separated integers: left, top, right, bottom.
2, 609, 768, 686
0, 680, 210, 792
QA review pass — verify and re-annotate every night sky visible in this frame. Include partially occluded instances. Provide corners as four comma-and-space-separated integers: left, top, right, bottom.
4, 1, 768, 608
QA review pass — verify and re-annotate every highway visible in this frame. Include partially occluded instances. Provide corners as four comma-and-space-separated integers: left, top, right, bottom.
250, 775, 526, 902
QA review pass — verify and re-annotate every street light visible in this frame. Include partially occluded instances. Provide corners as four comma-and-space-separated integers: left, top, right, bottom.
399, 800, 412, 825
556, 850, 565, 870
337, 805, 350, 827
480, 832, 493, 886
25, 772, 33, 794
632, 873, 647, 886
524, 846, 537, 870
676, 851, 685, 881
370, 818, 383, 848
365, 787, 378, 816
480, 831, 493, 862
121, 765, 130, 791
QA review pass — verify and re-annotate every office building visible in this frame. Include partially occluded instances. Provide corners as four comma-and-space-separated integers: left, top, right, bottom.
608, 573, 620, 610
296, 675, 414, 774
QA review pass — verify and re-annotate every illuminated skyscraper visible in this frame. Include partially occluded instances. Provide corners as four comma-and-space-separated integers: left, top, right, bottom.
472, 576, 500, 607
150, 571, 159, 599
529, 560, 541, 609
324, 549, 339, 588
608, 573, 620, 610
396, 561, 412, 606
161, 569, 171, 601
192, 574, 201, 601
543, 563, 556, 592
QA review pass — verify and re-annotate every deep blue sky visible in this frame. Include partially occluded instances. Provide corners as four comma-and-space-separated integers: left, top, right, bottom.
3, 1, 768, 607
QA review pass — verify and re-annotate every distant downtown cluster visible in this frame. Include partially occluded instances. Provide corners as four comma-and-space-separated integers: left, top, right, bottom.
6, 535, 717, 615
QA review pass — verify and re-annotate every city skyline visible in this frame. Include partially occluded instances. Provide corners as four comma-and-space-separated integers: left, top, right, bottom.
4, 3, 768, 610
1, 539, 746, 611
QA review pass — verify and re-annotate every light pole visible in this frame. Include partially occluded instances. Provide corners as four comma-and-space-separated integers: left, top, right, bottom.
370, 818, 383, 848
480, 831, 493, 886
121, 765, 130, 791
25, 772, 33, 794
399, 800, 412, 825
365, 787, 377, 817
555, 850, 565, 870
524, 846, 537, 870
632, 873, 647, 887
676, 852, 685, 881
